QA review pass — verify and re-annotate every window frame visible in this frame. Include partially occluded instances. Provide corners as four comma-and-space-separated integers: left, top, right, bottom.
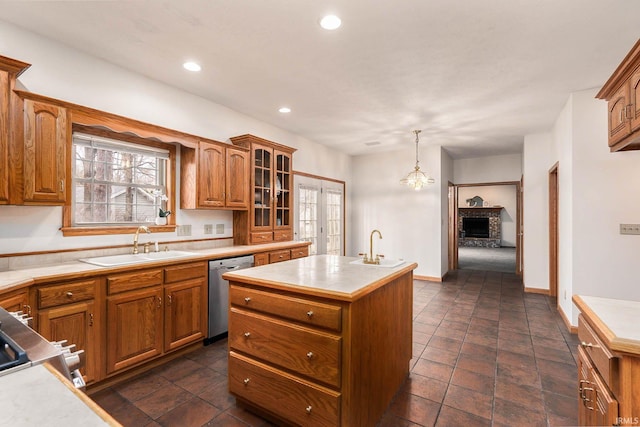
62, 125, 177, 236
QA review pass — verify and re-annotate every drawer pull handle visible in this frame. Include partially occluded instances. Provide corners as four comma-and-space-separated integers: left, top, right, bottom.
306, 310, 313, 318
66, 291, 73, 298
243, 378, 250, 385
306, 352, 314, 359
244, 332, 251, 338
581, 341, 600, 349
305, 405, 312, 414
244, 297, 251, 303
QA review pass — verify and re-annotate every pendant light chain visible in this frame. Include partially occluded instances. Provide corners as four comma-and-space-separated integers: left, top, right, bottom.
400, 129, 435, 190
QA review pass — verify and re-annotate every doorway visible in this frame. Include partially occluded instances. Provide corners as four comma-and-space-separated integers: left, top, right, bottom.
448, 181, 522, 274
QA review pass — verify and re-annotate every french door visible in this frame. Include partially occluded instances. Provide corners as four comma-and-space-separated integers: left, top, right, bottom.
294, 174, 344, 256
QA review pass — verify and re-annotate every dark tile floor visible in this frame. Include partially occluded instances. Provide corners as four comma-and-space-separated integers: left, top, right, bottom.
91, 269, 580, 427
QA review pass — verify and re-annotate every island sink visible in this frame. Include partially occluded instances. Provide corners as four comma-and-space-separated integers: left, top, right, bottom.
349, 258, 405, 268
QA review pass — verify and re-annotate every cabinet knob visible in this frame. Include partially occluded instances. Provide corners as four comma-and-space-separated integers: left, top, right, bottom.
580, 341, 599, 349
306, 352, 314, 359
244, 297, 251, 303
24, 304, 31, 316
89, 313, 94, 327
243, 378, 250, 385
66, 291, 73, 298
244, 332, 251, 338
306, 310, 313, 318
305, 405, 312, 414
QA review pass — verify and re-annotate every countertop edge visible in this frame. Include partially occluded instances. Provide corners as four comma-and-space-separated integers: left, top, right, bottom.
573, 294, 640, 356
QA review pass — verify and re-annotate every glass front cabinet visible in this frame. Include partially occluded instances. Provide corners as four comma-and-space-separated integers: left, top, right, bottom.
231, 135, 295, 245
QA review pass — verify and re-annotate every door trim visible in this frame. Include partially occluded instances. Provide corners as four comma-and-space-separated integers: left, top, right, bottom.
548, 162, 559, 298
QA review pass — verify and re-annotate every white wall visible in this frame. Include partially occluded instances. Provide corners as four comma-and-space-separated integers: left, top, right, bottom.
522, 132, 553, 291
523, 88, 640, 325
453, 153, 523, 184
350, 145, 444, 278
458, 185, 517, 246
0, 21, 352, 255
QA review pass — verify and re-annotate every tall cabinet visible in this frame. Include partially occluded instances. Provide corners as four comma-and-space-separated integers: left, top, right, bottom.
231, 134, 296, 245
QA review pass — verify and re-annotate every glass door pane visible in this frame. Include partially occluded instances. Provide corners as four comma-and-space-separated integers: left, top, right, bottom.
254, 148, 271, 229
297, 184, 319, 255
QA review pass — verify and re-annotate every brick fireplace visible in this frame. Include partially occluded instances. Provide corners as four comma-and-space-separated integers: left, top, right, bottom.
458, 207, 503, 248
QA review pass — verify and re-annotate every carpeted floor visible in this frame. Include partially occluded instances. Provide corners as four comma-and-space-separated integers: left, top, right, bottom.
458, 247, 516, 273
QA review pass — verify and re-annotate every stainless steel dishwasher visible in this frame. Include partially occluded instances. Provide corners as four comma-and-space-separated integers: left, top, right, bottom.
206, 254, 254, 343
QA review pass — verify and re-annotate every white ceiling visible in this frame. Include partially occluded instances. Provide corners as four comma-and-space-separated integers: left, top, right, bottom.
1, 1, 639, 158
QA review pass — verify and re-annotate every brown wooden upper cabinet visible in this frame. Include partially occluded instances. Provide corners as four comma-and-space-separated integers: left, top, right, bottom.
597, 39, 640, 151
180, 140, 250, 210
23, 98, 68, 204
230, 134, 295, 245
0, 56, 30, 205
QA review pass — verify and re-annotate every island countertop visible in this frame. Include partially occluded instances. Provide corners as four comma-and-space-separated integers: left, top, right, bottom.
223, 254, 418, 302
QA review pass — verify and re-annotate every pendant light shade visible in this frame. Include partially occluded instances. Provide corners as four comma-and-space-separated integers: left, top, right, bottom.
400, 130, 435, 190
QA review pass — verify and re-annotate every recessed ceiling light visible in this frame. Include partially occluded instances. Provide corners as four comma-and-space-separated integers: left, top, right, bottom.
183, 61, 201, 72
278, 107, 291, 113
320, 15, 341, 30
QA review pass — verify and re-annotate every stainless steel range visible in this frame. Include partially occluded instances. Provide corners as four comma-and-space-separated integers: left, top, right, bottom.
0, 307, 85, 388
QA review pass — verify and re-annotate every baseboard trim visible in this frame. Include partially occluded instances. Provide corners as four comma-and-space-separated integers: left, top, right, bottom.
524, 287, 550, 295
414, 274, 443, 282
557, 304, 578, 334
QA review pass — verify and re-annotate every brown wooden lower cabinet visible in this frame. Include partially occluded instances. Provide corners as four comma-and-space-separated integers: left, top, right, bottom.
254, 245, 309, 266
0, 288, 29, 313
164, 277, 207, 352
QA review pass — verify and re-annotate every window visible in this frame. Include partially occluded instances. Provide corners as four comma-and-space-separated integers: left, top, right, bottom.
62, 130, 176, 235
294, 174, 344, 255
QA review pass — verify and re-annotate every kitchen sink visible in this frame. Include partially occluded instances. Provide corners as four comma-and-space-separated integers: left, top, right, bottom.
349, 258, 405, 268
79, 250, 199, 267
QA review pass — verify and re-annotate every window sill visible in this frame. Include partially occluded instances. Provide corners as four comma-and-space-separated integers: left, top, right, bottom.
61, 225, 177, 237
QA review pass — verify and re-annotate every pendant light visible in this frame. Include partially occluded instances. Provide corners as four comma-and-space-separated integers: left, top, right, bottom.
400, 130, 435, 190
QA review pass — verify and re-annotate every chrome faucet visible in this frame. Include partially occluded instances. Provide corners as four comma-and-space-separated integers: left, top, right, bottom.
133, 225, 151, 254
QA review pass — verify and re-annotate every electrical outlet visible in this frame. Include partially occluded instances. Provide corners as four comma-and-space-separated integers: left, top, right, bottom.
176, 224, 192, 236
620, 224, 640, 235
204, 224, 213, 234
216, 224, 225, 234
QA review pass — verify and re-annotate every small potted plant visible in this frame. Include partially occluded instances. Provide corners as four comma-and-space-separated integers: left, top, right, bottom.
155, 208, 171, 225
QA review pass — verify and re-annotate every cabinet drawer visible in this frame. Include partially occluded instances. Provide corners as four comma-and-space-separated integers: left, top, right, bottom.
229, 308, 341, 388
107, 269, 163, 295
268, 249, 290, 264
290, 246, 309, 259
250, 232, 273, 244
229, 351, 340, 427
578, 315, 619, 388
230, 285, 342, 332
164, 262, 206, 284
273, 229, 293, 241
253, 253, 269, 266
38, 279, 97, 309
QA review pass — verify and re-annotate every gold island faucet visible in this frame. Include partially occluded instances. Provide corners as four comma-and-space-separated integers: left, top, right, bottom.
133, 225, 151, 254
359, 229, 384, 264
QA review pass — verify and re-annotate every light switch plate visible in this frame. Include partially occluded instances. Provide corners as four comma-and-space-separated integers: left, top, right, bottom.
620, 224, 640, 235
177, 224, 192, 236
216, 224, 225, 234
204, 224, 213, 234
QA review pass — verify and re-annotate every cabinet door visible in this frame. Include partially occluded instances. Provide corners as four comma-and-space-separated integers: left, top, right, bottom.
630, 66, 640, 133
590, 368, 619, 427
252, 144, 273, 233
274, 150, 293, 240
197, 141, 225, 208
0, 70, 9, 204
106, 287, 163, 374
578, 347, 593, 426
0, 288, 29, 313
164, 278, 207, 352
38, 301, 98, 384
607, 85, 632, 147
23, 99, 67, 203
226, 146, 250, 209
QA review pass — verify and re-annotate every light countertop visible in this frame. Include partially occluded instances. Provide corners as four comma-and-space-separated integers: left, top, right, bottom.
0, 241, 309, 292
0, 364, 119, 426
573, 295, 640, 355
223, 254, 418, 301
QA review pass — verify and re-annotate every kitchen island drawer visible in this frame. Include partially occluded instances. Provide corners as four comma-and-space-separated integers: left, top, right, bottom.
38, 279, 97, 309
230, 284, 342, 332
229, 308, 341, 388
229, 351, 340, 427
578, 315, 619, 389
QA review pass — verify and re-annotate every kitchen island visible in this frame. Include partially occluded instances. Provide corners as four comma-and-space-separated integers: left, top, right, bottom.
223, 254, 417, 427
